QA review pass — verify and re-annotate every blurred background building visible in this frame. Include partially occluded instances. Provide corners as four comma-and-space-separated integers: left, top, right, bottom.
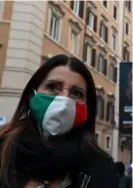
0, 1, 132, 168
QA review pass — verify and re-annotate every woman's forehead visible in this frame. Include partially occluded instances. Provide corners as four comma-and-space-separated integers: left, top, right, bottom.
42, 66, 87, 91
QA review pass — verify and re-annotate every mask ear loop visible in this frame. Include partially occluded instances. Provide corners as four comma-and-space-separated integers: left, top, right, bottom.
34, 89, 37, 94
27, 89, 37, 118
19, 89, 37, 120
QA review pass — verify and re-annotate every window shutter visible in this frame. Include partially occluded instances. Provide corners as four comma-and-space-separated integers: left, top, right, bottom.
83, 43, 88, 62
94, 15, 97, 32
127, 51, 130, 61
123, 47, 126, 60
99, 23, 102, 37
86, 8, 90, 25
128, 0, 131, 11
106, 102, 110, 121
99, 99, 104, 119
104, 59, 107, 75
126, 22, 129, 35
98, 55, 101, 71
105, 26, 108, 43
96, 95, 99, 116
91, 49, 96, 67
79, 1, 84, 18
70, 1, 74, 9
113, 6, 117, 19
101, 99, 104, 119
114, 67, 117, 82
111, 104, 115, 124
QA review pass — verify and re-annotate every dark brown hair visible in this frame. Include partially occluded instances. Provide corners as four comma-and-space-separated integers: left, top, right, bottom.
0, 54, 110, 186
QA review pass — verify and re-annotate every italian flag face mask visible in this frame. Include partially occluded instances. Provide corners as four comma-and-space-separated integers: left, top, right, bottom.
29, 93, 87, 136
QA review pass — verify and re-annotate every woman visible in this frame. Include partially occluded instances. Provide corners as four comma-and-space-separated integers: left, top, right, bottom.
0, 55, 118, 188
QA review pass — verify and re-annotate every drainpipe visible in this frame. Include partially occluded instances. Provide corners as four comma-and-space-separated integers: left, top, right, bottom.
111, 1, 125, 162
82, 1, 88, 61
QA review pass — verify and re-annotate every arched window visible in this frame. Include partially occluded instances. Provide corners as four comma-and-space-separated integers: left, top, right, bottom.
96, 95, 104, 119
106, 93, 115, 124
96, 86, 105, 120
109, 62, 117, 82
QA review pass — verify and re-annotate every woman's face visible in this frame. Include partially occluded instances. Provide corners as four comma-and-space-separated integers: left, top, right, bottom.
37, 66, 87, 104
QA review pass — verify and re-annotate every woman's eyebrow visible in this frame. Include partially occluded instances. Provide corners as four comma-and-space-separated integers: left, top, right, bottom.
71, 86, 86, 93
43, 79, 62, 84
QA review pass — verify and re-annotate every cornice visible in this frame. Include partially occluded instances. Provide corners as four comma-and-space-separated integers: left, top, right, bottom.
0, 88, 23, 97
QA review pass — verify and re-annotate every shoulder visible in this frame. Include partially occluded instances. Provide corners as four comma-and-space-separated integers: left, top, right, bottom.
98, 161, 117, 188
86, 154, 118, 188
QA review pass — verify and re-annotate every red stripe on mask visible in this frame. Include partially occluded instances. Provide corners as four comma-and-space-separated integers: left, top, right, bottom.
73, 103, 87, 128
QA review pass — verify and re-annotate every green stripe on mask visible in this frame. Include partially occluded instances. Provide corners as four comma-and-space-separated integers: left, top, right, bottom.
29, 93, 55, 131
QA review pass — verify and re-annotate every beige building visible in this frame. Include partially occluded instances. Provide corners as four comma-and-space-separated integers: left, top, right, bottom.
0, 1, 132, 160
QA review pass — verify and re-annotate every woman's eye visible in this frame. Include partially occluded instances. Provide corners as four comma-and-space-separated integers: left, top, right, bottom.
44, 83, 60, 93
71, 90, 84, 100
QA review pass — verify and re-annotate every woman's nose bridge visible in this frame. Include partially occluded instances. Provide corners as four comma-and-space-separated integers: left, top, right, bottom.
59, 87, 70, 97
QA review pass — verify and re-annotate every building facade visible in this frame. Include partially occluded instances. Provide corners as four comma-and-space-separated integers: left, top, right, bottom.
0, 1, 132, 160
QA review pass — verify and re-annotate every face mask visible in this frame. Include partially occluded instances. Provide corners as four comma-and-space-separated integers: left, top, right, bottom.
29, 93, 87, 136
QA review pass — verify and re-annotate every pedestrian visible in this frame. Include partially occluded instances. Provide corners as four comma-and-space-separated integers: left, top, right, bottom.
115, 161, 131, 188
0, 54, 118, 188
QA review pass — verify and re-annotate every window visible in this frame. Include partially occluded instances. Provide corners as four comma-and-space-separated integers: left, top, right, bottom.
100, 23, 108, 43
109, 63, 117, 82
86, 10, 97, 32
69, 21, 81, 55
123, 47, 130, 61
106, 102, 115, 124
125, 0, 131, 12
98, 54, 107, 75
103, 1, 107, 7
71, 30, 79, 55
105, 136, 111, 150
113, 5, 117, 20
83, 43, 96, 67
48, 10, 60, 41
111, 30, 117, 51
0, 1, 4, 20
70, 1, 84, 18
84, 43, 92, 63
96, 95, 104, 119
125, 22, 129, 35
95, 133, 100, 143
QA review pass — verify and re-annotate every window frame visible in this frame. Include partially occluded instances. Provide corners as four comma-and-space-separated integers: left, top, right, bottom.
125, 0, 131, 12
106, 101, 115, 123
105, 135, 112, 150
84, 43, 92, 63
95, 132, 101, 144
48, 7, 62, 42
70, 0, 84, 18
111, 30, 117, 51
73, 0, 80, 16
70, 29, 79, 55
96, 94, 105, 119
123, 47, 130, 61
109, 62, 117, 82
98, 54, 107, 75
0, 1, 5, 20
100, 22, 108, 43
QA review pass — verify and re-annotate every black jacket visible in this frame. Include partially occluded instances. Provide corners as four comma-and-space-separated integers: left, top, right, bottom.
0, 153, 118, 188
0, 130, 118, 188
76, 151, 118, 188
